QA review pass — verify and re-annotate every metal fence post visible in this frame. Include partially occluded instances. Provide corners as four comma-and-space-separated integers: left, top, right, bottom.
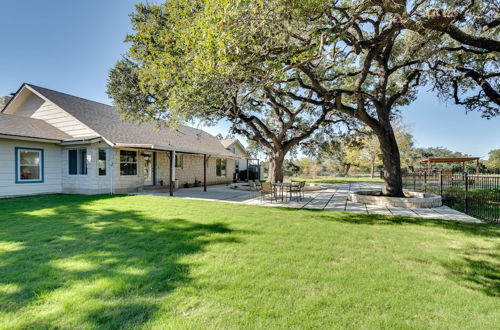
424, 171, 427, 193
440, 171, 443, 197
464, 172, 468, 214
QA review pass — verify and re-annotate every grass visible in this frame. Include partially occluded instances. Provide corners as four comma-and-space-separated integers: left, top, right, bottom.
0, 194, 498, 329
290, 175, 384, 184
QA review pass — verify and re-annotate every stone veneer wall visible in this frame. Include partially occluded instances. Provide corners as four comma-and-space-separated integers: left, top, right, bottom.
161, 152, 235, 186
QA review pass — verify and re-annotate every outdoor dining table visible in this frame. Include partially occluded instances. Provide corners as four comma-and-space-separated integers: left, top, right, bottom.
271, 182, 300, 202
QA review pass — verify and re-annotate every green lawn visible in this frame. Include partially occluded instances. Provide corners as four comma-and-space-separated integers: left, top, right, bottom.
290, 176, 384, 184
0, 194, 498, 329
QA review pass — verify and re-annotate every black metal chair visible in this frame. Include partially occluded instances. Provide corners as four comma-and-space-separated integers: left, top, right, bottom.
290, 181, 306, 201
260, 182, 274, 202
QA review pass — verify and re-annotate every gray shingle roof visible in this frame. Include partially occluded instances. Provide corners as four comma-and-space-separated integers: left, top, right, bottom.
27, 84, 235, 157
0, 113, 72, 141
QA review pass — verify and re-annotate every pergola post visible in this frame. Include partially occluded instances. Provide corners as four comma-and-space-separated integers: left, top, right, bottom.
169, 150, 175, 196
203, 154, 207, 192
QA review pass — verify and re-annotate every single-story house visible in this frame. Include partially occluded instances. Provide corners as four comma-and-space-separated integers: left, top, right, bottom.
0, 83, 243, 198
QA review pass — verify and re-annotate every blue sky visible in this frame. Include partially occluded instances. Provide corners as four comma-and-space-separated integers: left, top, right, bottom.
1, 0, 498, 159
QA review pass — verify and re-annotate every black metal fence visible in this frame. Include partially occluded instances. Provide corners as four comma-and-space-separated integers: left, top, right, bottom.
402, 172, 499, 223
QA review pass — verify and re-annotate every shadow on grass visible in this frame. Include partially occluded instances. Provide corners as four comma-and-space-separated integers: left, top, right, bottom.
0, 194, 240, 328
278, 206, 500, 238
442, 244, 500, 297
280, 207, 500, 297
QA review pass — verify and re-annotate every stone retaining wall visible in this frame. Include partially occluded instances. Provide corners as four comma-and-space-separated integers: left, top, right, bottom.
349, 190, 442, 208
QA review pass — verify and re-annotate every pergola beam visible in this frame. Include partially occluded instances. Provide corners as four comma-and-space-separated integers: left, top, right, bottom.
418, 157, 481, 174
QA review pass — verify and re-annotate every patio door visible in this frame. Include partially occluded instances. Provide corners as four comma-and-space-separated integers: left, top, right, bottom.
143, 152, 153, 185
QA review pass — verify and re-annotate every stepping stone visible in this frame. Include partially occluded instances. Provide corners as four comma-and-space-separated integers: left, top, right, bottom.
387, 207, 419, 217
365, 205, 392, 215
345, 202, 367, 213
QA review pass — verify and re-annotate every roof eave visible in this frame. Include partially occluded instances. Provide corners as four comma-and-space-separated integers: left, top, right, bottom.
0, 133, 62, 144
113, 143, 238, 158
59, 137, 103, 146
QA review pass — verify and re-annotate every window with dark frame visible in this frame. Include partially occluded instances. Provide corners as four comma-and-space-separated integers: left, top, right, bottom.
68, 149, 78, 175
216, 158, 227, 177
120, 150, 137, 175
221, 159, 227, 177
216, 159, 221, 176
80, 149, 87, 175
98, 149, 107, 176
175, 154, 183, 168
68, 148, 88, 175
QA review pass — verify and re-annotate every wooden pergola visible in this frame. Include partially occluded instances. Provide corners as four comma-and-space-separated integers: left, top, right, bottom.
418, 157, 481, 174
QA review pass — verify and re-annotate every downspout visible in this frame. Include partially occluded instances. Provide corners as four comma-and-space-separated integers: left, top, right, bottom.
110, 148, 114, 195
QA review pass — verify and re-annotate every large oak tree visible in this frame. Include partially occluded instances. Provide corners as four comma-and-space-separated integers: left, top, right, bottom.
108, 0, 498, 195
107, 1, 355, 182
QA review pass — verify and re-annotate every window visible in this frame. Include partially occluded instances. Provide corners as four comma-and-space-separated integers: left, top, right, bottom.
216, 158, 227, 177
175, 154, 183, 168
68, 150, 78, 175
80, 149, 87, 175
68, 148, 88, 175
98, 149, 107, 176
16, 148, 43, 183
120, 150, 137, 175
235, 159, 239, 172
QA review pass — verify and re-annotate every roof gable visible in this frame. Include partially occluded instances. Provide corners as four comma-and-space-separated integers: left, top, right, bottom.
220, 138, 248, 157
2, 84, 99, 139
22, 84, 235, 157
0, 113, 72, 141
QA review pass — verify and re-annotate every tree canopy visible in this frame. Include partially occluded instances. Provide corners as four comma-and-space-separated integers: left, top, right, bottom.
108, 0, 499, 195
487, 149, 500, 169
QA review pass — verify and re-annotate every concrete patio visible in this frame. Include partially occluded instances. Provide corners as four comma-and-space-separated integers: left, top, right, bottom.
130, 182, 480, 223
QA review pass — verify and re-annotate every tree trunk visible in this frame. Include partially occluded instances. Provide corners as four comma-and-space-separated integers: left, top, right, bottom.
267, 150, 285, 182
376, 128, 404, 197
370, 158, 375, 179
343, 163, 351, 176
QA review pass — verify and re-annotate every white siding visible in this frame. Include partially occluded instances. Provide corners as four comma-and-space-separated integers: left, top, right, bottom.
111, 148, 143, 194
0, 141, 236, 197
0, 138, 62, 197
61, 142, 114, 194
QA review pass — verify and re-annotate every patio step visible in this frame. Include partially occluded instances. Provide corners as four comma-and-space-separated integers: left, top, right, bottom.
142, 185, 168, 191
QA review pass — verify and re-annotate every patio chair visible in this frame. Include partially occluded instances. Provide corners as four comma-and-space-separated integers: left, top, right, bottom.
260, 182, 274, 202
290, 181, 306, 201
